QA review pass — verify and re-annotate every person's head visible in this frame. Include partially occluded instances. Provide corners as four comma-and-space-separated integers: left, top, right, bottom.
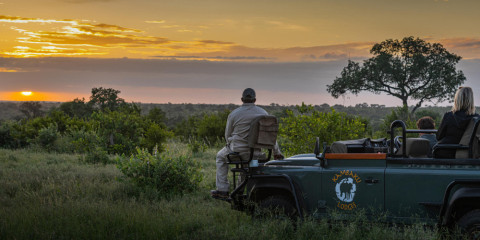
417, 116, 435, 130
241, 88, 256, 103
452, 86, 475, 115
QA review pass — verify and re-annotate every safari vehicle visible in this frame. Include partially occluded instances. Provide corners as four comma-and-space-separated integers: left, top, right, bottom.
222, 116, 480, 238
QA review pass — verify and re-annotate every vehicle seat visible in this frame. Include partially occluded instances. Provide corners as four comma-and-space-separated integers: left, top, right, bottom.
396, 138, 431, 158
227, 115, 278, 164
227, 115, 278, 192
433, 117, 480, 159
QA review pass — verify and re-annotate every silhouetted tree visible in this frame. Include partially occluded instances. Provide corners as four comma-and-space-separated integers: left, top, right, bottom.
59, 98, 93, 118
19, 101, 43, 119
327, 36, 465, 115
89, 87, 125, 111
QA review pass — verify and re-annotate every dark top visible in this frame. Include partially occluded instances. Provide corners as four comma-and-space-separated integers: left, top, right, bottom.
421, 134, 437, 150
436, 110, 479, 158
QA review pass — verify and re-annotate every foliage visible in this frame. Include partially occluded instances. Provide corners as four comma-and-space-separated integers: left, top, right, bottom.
116, 148, 203, 197
140, 123, 172, 153
147, 107, 167, 125
58, 98, 93, 118
279, 103, 367, 156
89, 87, 126, 112
187, 137, 209, 154
83, 147, 110, 164
0, 88, 170, 157
327, 36, 465, 115
19, 101, 43, 119
35, 124, 59, 151
174, 110, 230, 146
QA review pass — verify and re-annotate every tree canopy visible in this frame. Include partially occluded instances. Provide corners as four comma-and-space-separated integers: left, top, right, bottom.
327, 36, 466, 115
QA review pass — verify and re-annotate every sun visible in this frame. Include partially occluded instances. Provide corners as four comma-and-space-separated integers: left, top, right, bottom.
21, 91, 33, 96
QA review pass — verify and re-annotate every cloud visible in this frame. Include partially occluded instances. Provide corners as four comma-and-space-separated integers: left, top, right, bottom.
439, 37, 480, 60
160, 42, 374, 62
59, 0, 114, 3
1, 15, 236, 57
0, 15, 76, 24
265, 20, 308, 31
2, 57, 479, 106
145, 20, 166, 24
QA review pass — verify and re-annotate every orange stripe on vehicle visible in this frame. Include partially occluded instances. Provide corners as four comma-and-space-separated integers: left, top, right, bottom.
324, 153, 387, 160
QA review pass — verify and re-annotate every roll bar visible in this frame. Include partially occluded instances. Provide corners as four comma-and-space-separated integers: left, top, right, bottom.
387, 120, 437, 158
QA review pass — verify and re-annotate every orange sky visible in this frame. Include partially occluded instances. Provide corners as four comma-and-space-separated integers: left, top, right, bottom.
1, 0, 480, 105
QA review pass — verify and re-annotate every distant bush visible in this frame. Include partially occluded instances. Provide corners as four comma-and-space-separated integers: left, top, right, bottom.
116, 148, 203, 197
83, 147, 110, 165
279, 103, 367, 156
174, 110, 230, 146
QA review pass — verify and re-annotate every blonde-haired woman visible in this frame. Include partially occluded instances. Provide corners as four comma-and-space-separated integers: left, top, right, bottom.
436, 86, 478, 158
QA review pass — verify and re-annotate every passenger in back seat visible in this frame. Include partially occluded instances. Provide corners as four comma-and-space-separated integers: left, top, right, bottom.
436, 87, 478, 159
416, 116, 437, 152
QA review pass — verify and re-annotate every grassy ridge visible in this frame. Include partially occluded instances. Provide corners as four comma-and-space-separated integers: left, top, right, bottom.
0, 144, 444, 239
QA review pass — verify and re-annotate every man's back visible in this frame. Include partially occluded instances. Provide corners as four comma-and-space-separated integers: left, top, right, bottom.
226, 103, 267, 152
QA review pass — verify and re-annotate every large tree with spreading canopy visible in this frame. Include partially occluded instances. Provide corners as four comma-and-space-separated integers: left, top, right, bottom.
327, 36, 466, 115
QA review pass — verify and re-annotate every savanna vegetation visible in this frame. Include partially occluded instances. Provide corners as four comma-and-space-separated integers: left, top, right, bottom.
0, 86, 457, 239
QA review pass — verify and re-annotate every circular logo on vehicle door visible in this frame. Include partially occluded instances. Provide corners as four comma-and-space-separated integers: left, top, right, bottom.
332, 170, 362, 210
335, 177, 356, 203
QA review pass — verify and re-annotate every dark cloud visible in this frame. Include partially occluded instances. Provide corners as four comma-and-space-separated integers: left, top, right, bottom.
152, 55, 273, 60
0, 57, 345, 94
60, 0, 114, 3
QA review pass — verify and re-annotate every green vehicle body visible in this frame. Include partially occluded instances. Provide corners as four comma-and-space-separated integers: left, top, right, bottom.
230, 120, 480, 232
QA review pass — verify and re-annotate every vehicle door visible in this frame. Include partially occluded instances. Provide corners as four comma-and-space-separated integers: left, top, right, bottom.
321, 154, 386, 214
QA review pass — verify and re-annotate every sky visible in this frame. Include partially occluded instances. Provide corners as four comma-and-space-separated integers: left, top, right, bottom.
1, 0, 480, 106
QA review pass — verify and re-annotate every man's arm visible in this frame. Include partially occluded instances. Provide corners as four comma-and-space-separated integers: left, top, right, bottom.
224, 114, 234, 143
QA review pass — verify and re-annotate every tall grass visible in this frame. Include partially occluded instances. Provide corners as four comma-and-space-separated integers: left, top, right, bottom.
0, 143, 446, 239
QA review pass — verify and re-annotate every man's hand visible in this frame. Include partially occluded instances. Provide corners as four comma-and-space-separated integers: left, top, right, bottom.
274, 154, 284, 160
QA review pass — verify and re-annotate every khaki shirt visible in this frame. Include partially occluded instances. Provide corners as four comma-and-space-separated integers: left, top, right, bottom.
225, 103, 281, 155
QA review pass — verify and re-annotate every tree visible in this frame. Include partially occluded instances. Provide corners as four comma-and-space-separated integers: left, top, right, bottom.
19, 101, 43, 119
89, 87, 125, 111
327, 36, 466, 115
58, 98, 93, 118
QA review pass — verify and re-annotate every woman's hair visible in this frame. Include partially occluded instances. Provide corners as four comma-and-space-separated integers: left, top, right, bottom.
452, 86, 475, 115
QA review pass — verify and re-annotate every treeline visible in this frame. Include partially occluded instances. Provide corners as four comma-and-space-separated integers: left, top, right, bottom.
0, 100, 454, 132
0, 87, 462, 158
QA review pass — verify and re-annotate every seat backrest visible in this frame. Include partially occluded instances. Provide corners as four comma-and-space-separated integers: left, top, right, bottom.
456, 117, 480, 158
248, 115, 278, 150
397, 138, 431, 158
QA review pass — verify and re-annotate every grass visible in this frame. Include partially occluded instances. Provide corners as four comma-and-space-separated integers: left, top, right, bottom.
0, 142, 449, 239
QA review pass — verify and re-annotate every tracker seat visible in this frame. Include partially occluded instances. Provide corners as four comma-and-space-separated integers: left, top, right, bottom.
227, 115, 279, 192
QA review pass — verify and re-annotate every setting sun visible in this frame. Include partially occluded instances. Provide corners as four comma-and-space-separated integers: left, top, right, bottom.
21, 91, 33, 96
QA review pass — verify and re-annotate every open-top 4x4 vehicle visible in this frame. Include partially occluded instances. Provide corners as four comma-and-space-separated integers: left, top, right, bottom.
220, 116, 480, 238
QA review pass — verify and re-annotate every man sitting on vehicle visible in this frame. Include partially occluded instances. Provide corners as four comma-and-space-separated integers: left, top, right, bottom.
416, 116, 437, 153
210, 88, 284, 200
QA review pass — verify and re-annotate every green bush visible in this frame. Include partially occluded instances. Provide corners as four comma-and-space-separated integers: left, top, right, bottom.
35, 124, 59, 151
140, 123, 172, 154
83, 147, 110, 164
279, 103, 367, 156
116, 148, 203, 197
174, 110, 230, 146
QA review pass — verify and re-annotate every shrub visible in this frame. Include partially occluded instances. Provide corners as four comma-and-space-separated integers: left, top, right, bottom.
279, 103, 367, 156
83, 147, 110, 164
140, 123, 172, 154
35, 124, 59, 151
116, 148, 203, 197
187, 137, 208, 154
